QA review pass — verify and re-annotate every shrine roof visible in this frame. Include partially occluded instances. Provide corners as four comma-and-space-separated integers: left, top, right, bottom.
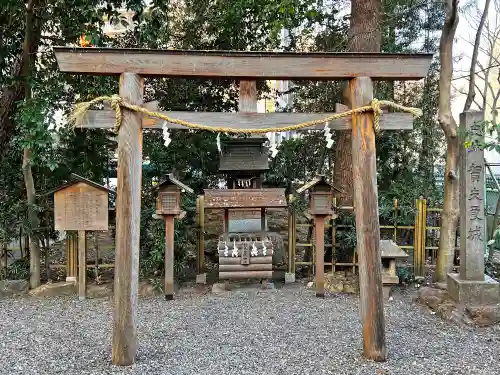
219, 141, 269, 171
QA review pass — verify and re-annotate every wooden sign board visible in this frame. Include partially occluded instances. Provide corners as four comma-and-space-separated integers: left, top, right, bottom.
54, 182, 109, 231
203, 188, 287, 208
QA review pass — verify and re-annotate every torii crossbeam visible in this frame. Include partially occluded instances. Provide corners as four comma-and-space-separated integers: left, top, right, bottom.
54, 46, 432, 365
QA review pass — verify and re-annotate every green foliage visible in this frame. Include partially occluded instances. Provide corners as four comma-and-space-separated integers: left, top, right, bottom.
1, 0, 447, 281
148, 277, 164, 293
7, 258, 30, 280
265, 135, 325, 194
462, 120, 500, 153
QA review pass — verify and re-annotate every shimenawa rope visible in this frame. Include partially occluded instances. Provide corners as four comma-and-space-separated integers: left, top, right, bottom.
70, 94, 423, 134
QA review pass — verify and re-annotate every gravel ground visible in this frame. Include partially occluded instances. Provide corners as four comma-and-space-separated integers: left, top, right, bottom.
1, 286, 500, 375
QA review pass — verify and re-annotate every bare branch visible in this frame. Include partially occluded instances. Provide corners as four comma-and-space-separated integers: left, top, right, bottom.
464, 0, 491, 111
474, 82, 485, 102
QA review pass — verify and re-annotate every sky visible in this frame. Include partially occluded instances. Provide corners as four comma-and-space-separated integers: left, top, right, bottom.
451, 0, 499, 165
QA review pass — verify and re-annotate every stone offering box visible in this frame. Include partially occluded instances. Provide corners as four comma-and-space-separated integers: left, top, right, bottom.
380, 240, 408, 299
217, 233, 274, 280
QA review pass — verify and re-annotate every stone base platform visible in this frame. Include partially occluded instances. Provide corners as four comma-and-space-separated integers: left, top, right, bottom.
212, 281, 275, 293
447, 272, 500, 305
382, 286, 392, 300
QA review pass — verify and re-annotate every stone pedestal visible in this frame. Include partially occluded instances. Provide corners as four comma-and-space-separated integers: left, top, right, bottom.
284, 272, 295, 284
447, 272, 500, 305
447, 111, 500, 307
196, 273, 207, 284
380, 240, 408, 300
382, 286, 392, 300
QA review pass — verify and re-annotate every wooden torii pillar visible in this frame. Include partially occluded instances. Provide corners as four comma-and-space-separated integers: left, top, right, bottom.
54, 47, 432, 365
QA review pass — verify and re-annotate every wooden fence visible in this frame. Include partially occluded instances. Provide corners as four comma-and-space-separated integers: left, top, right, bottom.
195, 196, 447, 278
285, 198, 446, 277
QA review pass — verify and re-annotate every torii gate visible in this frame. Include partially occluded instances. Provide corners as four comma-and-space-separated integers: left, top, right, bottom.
54, 47, 432, 365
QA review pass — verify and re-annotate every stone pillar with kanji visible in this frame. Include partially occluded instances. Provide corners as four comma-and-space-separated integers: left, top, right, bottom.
447, 110, 500, 305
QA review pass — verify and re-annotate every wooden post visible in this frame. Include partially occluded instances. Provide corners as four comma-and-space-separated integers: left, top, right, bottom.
260, 207, 266, 237
288, 201, 293, 274
77, 230, 86, 300
315, 215, 326, 298
65, 232, 71, 278
66, 231, 78, 282
197, 195, 205, 274
414, 198, 427, 277
95, 231, 100, 280
332, 197, 337, 274
165, 215, 175, 300
223, 208, 229, 236
112, 72, 144, 366
239, 80, 257, 112
347, 77, 387, 361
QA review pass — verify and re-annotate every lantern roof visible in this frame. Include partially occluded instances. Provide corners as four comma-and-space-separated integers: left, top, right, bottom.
380, 240, 408, 259
154, 173, 194, 194
296, 175, 343, 194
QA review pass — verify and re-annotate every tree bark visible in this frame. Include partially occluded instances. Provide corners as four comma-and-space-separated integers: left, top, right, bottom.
22, 0, 42, 289
333, 0, 381, 206
348, 77, 387, 361
1, 241, 7, 279
464, 0, 491, 112
435, 0, 460, 282
112, 72, 144, 366
23, 148, 40, 288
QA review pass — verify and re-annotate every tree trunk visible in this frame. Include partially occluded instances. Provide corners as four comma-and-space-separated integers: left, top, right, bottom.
23, 148, 40, 287
24, 235, 30, 259
1, 241, 7, 279
0, 61, 23, 155
435, 140, 459, 280
22, 0, 42, 289
435, 0, 460, 282
333, 0, 381, 206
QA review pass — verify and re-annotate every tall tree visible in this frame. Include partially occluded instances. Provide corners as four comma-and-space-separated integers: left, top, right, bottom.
435, 0, 460, 282
333, 0, 381, 207
1, 0, 145, 286
21, 0, 44, 288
